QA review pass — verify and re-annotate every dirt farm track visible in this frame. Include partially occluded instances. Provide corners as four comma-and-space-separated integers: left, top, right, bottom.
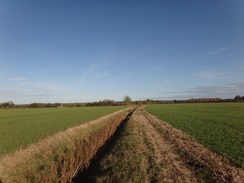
0, 106, 243, 183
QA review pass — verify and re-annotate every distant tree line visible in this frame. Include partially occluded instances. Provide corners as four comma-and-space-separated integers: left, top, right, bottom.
133, 99, 173, 105
86, 96, 132, 106
234, 95, 244, 101
173, 96, 244, 103
28, 103, 63, 108
1, 95, 244, 109
86, 100, 118, 107
0, 101, 15, 108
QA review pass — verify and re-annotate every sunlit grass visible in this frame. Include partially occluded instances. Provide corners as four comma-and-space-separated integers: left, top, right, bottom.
0, 106, 129, 154
146, 103, 244, 167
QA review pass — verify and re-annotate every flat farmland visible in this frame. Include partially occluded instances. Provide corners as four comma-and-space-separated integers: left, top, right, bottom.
1, 105, 243, 182
145, 103, 244, 167
0, 106, 129, 155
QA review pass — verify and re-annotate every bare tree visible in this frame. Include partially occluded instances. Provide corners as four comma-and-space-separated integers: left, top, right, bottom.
234, 95, 241, 100
124, 96, 132, 105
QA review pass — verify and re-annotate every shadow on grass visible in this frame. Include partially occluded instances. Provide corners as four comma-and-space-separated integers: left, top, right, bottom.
72, 109, 135, 183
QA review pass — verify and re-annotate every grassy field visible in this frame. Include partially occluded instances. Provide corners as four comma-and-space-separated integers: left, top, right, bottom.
145, 103, 244, 167
0, 106, 129, 155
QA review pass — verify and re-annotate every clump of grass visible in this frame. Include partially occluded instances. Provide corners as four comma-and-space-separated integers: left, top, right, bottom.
146, 103, 244, 167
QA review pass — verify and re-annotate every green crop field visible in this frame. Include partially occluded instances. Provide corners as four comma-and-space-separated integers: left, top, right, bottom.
0, 106, 129, 155
145, 103, 244, 167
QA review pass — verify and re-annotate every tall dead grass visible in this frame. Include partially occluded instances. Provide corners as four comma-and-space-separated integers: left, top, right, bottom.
0, 108, 133, 183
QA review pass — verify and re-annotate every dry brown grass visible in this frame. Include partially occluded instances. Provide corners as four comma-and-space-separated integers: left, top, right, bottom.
0, 107, 134, 183
134, 109, 197, 183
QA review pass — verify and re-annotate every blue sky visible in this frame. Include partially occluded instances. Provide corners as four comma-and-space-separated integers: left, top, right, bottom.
0, 0, 244, 104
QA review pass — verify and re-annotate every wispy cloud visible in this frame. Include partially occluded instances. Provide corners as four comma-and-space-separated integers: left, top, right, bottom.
25, 94, 52, 97
35, 82, 69, 93
206, 47, 230, 57
0, 77, 28, 84
143, 60, 163, 72
1, 77, 70, 93
122, 52, 145, 65
9, 77, 27, 81
14, 82, 31, 88
144, 61, 157, 66
79, 63, 110, 84
149, 65, 162, 72
185, 82, 244, 97
0, 76, 71, 102
160, 82, 244, 100
79, 64, 98, 82
198, 71, 228, 79
90, 72, 110, 80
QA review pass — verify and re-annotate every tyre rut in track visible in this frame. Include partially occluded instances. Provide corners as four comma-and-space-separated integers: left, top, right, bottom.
134, 109, 198, 183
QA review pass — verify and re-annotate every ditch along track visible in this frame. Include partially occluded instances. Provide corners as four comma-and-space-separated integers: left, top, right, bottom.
0, 107, 136, 183
72, 109, 135, 182
133, 108, 244, 183
77, 107, 243, 183
1, 107, 242, 183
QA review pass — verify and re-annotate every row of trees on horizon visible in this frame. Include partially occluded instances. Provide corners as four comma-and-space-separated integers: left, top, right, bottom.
1, 95, 244, 109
